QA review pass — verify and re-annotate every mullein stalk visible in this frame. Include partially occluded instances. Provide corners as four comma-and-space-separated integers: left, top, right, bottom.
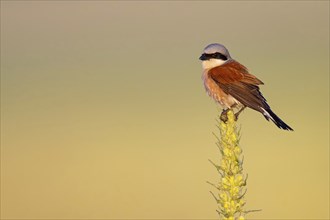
209, 109, 247, 220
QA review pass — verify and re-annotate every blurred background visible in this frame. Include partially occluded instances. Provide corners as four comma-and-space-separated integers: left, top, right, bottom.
1, 1, 329, 219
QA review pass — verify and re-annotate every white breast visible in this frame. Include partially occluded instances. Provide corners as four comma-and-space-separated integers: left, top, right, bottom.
202, 58, 227, 70
202, 70, 224, 105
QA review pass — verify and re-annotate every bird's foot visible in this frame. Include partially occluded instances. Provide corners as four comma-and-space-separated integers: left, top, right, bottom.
234, 113, 239, 121
220, 109, 229, 122
234, 106, 246, 121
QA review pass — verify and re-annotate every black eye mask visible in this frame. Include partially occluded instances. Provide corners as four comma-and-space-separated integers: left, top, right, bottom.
199, 52, 228, 61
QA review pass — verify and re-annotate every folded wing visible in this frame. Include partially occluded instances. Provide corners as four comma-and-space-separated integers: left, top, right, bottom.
208, 60, 269, 111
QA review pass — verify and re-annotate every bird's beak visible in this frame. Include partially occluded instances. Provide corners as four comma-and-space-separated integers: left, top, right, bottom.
199, 53, 208, 61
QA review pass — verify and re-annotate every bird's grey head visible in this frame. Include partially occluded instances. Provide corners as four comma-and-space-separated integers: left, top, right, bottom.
199, 43, 232, 69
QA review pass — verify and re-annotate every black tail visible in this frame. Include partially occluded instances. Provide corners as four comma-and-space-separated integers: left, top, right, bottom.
262, 108, 293, 131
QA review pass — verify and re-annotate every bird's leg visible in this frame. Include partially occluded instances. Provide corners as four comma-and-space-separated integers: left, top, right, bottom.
220, 108, 230, 122
234, 106, 246, 121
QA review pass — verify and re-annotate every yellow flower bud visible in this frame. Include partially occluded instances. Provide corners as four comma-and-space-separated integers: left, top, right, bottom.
211, 110, 249, 219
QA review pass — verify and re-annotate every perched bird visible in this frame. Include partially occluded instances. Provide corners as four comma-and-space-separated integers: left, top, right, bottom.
199, 43, 293, 131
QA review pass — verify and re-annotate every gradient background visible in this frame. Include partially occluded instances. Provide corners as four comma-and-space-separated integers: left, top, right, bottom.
1, 1, 329, 219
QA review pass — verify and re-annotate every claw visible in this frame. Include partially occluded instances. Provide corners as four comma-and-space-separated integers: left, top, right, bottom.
220, 109, 229, 122
234, 106, 246, 121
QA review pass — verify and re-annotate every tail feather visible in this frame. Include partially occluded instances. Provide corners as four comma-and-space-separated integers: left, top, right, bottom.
261, 108, 293, 131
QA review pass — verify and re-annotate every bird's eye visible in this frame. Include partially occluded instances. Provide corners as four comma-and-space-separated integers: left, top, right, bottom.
216, 52, 228, 60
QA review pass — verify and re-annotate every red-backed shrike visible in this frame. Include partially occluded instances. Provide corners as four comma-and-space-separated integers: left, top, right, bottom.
199, 43, 293, 131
